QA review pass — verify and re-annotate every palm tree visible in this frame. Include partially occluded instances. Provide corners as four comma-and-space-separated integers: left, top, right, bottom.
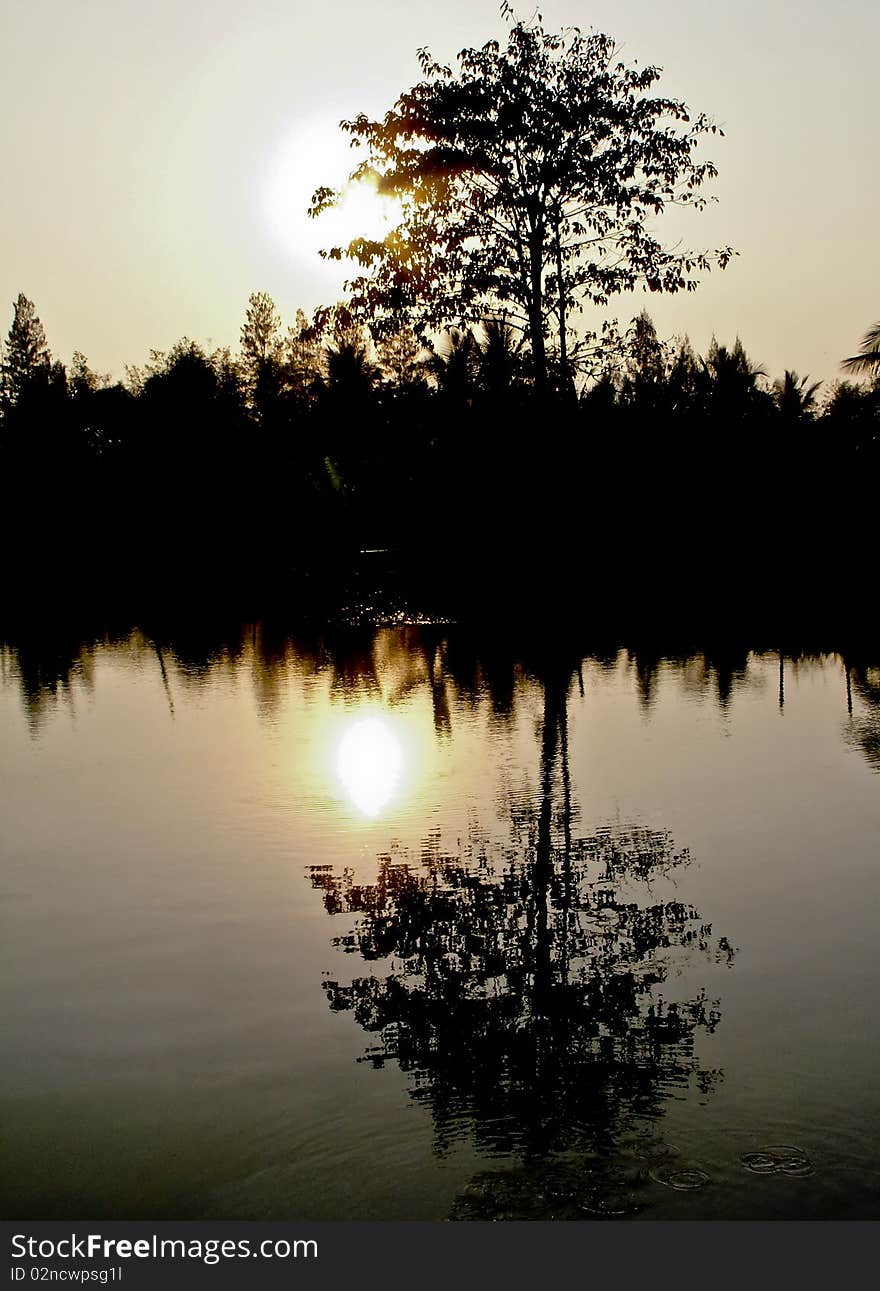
773, 370, 822, 421
323, 339, 379, 399
421, 327, 477, 403
476, 315, 527, 396
842, 321, 880, 385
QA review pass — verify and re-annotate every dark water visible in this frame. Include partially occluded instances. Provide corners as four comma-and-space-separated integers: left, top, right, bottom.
1, 621, 879, 1220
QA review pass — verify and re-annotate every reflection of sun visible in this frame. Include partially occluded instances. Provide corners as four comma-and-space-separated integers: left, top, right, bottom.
263, 117, 401, 268
336, 716, 404, 818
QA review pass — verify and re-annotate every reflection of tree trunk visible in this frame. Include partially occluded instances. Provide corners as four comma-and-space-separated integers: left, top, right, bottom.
428, 646, 451, 735
844, 656, 853, 716
778, 652, 784, 711
532, 670, 573, 1011
559, 697, 572, 987
151, 639, 175, 718
531, 681, 556, 1014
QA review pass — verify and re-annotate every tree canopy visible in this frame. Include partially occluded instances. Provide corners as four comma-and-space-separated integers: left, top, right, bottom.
310, 8, 734, 390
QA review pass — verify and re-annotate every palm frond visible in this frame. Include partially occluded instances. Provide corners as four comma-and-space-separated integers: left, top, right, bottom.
841, 321, 880, 378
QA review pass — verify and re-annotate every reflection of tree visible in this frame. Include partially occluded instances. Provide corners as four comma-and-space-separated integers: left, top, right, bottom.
310, 668, 735, 1214
8, 614, 879, 786
851, 720, 880, 770
845, 659, 880, 772
628, 643, 754, 711
0, 622, 106, 734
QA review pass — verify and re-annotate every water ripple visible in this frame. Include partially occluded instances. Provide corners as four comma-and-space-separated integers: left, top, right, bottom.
741, 1146, 814, 1178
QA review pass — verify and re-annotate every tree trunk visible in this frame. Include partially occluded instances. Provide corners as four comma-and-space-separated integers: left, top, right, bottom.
554, 214, 576, 402
555, 215, 567, 381
528, 234, 547, 395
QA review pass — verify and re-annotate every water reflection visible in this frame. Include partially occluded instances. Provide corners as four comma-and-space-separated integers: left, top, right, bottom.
2, 613, 879, 1220
310, 665, 735, 1217
3, 621, 880, 789
845, 661, 880, 771
2, 621, 875, 730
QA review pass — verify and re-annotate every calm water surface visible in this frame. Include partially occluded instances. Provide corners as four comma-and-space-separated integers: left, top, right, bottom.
1, 624, 878, 1219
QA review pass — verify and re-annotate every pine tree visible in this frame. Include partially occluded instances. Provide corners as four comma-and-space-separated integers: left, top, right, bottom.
239, 292, 282, 380
1, 294, 51, 410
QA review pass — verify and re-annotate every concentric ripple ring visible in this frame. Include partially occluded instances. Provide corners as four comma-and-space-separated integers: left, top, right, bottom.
649, 1165, 711, 1191
741, 1145, 814, 1178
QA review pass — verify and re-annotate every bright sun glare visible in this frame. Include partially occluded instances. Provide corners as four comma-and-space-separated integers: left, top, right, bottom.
263, 118, 401, 270
335, 716, 404, 818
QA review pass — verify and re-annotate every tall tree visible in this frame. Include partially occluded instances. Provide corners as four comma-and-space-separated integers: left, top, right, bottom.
286, 309, 324, 398
239, 291, 283, 390
310, 9, 733, 392
625, 310, 666, 386
1, 293, 51, 410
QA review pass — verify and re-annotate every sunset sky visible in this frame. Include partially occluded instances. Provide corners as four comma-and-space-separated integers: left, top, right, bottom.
2, 0, 877, 384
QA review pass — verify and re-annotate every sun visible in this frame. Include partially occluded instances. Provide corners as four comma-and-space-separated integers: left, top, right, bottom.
335, 716, 404, 818
262, 116, 401, 271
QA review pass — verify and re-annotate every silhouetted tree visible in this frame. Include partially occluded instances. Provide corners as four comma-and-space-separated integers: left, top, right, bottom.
239, 291, 287, 425
131, 339, 247, 499
68, 351, 107, 400
310, 10, 733, 392
286, 309, 323, 400
475, 315, 528, 396
705, 336, 763, 396
1, 293, 51, 411
421, 327, 477, 404
665, 336, 707, 414
773, 370, 822, 422
239, 291, 283, 375
375, 327, 425, 389
323, 338, 378, 399
66, 352, 127, 461
617, 310, 671, 417
821, 379, 880, 479
626, 311, 666, 386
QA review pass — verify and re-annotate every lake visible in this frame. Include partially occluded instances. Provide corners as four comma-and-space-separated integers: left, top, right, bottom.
1, 617, 878, 1219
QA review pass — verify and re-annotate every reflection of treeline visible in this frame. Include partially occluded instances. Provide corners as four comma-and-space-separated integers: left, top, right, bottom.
3, 616, 877, 766
2, 294, 878, 605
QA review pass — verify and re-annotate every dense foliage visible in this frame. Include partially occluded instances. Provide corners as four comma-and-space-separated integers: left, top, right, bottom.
310, 10, 733, 390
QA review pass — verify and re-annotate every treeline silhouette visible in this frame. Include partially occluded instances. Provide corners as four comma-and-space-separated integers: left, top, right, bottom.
2, 292, 878, 618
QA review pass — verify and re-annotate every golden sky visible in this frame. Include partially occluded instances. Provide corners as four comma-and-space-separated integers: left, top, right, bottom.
2, 0, 877, 384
